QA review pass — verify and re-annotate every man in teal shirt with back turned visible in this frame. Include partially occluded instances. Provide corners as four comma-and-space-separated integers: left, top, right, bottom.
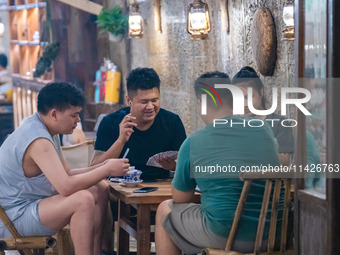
155, 71, 280, 255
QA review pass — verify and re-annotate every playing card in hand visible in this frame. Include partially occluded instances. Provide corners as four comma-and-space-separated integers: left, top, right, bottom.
146, 151, 178, 168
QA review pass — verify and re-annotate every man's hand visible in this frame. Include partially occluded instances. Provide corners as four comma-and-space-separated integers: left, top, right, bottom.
117, 114, 137, 144
158, 157, 176, 171
102, 158, 130, 177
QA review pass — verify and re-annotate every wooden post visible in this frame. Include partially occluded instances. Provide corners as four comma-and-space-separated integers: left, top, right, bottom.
153, 0, 162, 32
12, 86, 19, 128
220, 0, 230, 33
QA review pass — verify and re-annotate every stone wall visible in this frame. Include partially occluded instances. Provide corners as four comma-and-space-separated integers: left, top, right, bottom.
107, 0, 295, 133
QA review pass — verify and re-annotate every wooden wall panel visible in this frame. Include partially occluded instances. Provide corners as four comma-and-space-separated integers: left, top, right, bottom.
9, 11, 17, 40
19, 45, 29, 76
10, 45, 20, 74
17, 10, 27, 41
29, 45, 40, 77
27, 8, 39, 42
298, 195, 328, 254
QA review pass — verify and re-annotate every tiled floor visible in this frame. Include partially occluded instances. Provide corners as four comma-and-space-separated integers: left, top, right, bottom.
3, 233, 155, 254
2, 222, 156, 254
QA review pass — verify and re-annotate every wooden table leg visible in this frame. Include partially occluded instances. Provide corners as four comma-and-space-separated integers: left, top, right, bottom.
136, 204, 151, 255
118, 200, 130, 255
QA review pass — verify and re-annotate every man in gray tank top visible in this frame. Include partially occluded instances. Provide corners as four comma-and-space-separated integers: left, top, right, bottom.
0, 82, 130, 255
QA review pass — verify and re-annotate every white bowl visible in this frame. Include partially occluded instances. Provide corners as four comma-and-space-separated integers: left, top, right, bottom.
120, 180, 143, 187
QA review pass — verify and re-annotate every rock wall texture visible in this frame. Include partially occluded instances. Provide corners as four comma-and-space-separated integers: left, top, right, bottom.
107, 0, 295, 133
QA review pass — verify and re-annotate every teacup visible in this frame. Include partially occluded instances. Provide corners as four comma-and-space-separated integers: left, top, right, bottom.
124, 167, 142, 182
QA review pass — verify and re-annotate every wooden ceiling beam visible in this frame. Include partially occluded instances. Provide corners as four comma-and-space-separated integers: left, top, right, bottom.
54, 0, 103, 15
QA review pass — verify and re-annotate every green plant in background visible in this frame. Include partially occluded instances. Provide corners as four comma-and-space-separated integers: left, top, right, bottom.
96, 5, 128, 36
34, 42, 60, 78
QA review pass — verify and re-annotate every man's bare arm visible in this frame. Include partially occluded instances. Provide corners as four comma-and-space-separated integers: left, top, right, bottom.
66, 164, 104, 176
28, 138, 129, 196
172, 186, 195, 203
59, 149, 103, 176
90, 140, 125, 165
91, 114, 137, 165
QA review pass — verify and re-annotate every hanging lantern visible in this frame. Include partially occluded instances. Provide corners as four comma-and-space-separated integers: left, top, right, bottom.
129, 3, 143, 38
282, 0, 294, 41
187, 0, 211, 40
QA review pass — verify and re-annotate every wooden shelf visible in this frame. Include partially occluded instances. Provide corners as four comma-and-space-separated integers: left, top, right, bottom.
8, 2, 46, 10
8, 0, 48, 79
11, 40, 46, 45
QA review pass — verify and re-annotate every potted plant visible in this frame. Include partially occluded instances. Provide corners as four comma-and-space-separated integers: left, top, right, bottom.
96, 5, 128, 42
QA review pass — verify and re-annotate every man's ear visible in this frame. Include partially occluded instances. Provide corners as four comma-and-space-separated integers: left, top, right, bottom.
50, 109, 58, 120
126, 95, 131, 105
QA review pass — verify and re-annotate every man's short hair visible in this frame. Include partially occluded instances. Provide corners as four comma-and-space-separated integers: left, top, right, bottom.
126, 67, 160, 95
194, 71, 233, 108
38, 82, 86, 115
231, 66, 266, 109
0, 54, 8, 68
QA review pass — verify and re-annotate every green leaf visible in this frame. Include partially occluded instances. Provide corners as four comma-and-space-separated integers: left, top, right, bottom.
96, 5, 128, 36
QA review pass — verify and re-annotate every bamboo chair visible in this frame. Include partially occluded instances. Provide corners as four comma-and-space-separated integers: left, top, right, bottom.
61, 139, 95, 169
202, 171, 294, 255
0, 205, 56, 255
0, 143, 92, 255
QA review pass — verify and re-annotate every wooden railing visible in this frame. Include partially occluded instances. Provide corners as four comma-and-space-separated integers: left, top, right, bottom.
12, 75, 47, 128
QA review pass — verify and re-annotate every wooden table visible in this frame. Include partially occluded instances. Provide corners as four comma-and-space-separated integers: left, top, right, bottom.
109, 180, 200, 255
